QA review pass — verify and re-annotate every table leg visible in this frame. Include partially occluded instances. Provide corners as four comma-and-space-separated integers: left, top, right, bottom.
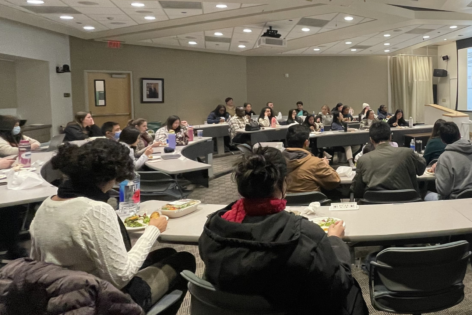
207, 153, 214, 178
216, 137, 225, 155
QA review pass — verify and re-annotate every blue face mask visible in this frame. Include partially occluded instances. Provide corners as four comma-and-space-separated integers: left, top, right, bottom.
12, 126, 21, 135
114, 131, 121, 140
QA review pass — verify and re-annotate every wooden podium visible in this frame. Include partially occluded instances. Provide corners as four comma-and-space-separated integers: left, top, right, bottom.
424, 104, 470, 140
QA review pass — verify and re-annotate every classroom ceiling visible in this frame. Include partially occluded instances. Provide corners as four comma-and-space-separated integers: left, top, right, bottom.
2, 0, 472, 56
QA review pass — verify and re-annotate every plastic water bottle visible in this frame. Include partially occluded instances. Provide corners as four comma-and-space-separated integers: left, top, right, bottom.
409, 116, 413, 128
320, 126, 324, 132
187, 127, 194, 141
118, 172, 140, 217
410, 139, 415, 151
271, 117, 277, 128
18, 140, 31, 167
168, 133, 176, 149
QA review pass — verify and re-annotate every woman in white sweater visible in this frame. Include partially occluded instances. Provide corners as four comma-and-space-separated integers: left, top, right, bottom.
258, 106, 280, 127
119, 126, 153, 170
0, 115, 40, 157
30, 139, 196, 313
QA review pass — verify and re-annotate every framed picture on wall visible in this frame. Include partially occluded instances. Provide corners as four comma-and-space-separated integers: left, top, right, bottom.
141, 78, 164, 103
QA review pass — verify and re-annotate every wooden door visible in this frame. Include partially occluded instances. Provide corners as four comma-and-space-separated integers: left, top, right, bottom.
87, 72, 131, 128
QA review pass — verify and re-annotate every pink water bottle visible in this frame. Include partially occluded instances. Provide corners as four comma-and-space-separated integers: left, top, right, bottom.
18, 140, 31, 167
187, 127, 194, 141
271, 117, 277, 128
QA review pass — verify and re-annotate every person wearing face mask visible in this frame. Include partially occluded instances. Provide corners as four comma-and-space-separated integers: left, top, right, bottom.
0, 115, 40, 157
119, 127, 153, 170
101, 121, 121, 141
64, 112, 103, 142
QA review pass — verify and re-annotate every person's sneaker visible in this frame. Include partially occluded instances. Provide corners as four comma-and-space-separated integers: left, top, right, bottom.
4, 247, 28, 261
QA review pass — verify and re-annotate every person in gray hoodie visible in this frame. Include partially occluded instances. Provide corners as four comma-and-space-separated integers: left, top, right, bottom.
427, 122, 472, 200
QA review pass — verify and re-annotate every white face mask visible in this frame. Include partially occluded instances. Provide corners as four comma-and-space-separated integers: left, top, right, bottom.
12, 126, 21, 135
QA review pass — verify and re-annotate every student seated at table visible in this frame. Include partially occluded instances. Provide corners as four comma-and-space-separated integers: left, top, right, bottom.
387, 109, 408, 127
341, 105, 353, 122
351, 121, 426, 198
423, 119, 446, 165
228, 107, 249, 144
128, 118, 164, 157
119, 127, 153, 170
155, 115, 189, 145
0, 115, 40, 157
303, 114, 319, 131
101, 121, 121, 141
358, 103, 370, 121
267, 101, 274, 109
332, 103, 343, 114
426, 122, 472, 200
377, 104, 392, 120
283, 125, 340, 193
258, 106, 279, 127
64, 112, 103, 142
355, 140, 398, 163
207, 104, 230, 124
30, 139, 196, 313
295, 101, 309, 117
243, 102, 256, 118
287, 109, 303, 125
199, 147, 368, 315
225, 97, 235, 117
318, 105, 333, 126
331, 111, 357, 168
360, 110, 378, 129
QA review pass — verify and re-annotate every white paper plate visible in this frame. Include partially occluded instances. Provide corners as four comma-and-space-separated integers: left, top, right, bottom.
147, 155, 162, 161
0, 174, 6, 180
310, 217, 345, 233
123, 213, 168, 231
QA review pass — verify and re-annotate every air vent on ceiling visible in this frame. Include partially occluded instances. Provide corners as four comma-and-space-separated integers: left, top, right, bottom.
159, 1, 202, 9
21, 6, 81, 13
390, 5, 449, 12
297, 18, 329, 28
406, 28, 430, 34
136, 10, 153, 13
205, 36, 231, 43
351, 45, 371, 50
111, 22, 126, 25
78, 1, 98, 5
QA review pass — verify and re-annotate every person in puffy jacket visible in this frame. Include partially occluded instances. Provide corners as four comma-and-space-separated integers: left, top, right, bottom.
207, 104, 230, 124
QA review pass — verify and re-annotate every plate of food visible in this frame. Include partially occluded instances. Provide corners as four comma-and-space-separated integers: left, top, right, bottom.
310, 217, 345, 233
0, 174, 6, 180
160, 199, 201, 218
123, 211, 168, 231
0, 166, 36, 173
147, 155, 162, 161
425, 168, 435, 176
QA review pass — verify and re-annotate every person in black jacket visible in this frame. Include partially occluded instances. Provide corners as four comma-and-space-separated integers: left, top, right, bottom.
287, 109, 303, 124
63, 112, 103, 141
199, 147, 368, 315
387, 109, 408, 127
243, 102, 256, 118
295, 101, 309, 117
207, 104, 230, 124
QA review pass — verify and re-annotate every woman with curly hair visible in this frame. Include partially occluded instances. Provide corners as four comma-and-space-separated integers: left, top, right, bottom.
29, 139, 196, 313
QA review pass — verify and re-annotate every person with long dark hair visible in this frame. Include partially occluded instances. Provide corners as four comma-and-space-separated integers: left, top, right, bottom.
303, 114, 319, 131
63, 111, 103, 141
331, 111, 357, 167
331, 103, 343, 114
360, 110, 378, 129
342, 105, 353, 122
199, 147, 368, 315
287, 109, 303, 125
30, 139, 196, 313
258, 106, 279, 127
377, 104, 392, 120
119, 126, 153, 170
358, 103, 370, 121
0, 115, 40, 157
243, 103, 256, 117
423, 119, 447, 164
155, 115, 189, 145
207, 104, 230, 124
387, 109, 408, 127
128, 118, 163, 157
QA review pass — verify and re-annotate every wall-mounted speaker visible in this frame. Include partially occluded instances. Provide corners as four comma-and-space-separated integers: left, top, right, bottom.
433, 69, 448, 77
442, 55, 449, 61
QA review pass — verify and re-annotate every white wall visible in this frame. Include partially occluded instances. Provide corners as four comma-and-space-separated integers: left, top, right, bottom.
0, 19, 72, 135
437, 42, 457, 109
0, 60, 17, 109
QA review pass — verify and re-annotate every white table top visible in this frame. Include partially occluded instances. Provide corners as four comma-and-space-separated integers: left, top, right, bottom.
338, 169, 435, 185
236, 125, 291, 134
309, 125, 434, 138
136, 199, 472, 244
192, 123, 228, 129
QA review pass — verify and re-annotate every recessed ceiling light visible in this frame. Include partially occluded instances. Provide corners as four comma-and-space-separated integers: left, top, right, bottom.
301, 28, 310, 32
423, 35, 430, 39
345, 41, 352, 44
27, 0, 44, 3
238, 44, 246, 48
450, 25, 458, 29
384, 50, 390, 52
351, 49, 357, 52
216, 4, 227, 8
60, 15, 73, 19
243, 28, 252, 33
314, 48, 320, 51
444, 38, 447, 40
144, 16, 155, 20
214, 32, 223, 36
344, 16, 354, 21
83, 26, 95, 30
384, 43, 390, 46
188, 41, 197, 45
384, 34, 391, 37
131, 2, 144, 7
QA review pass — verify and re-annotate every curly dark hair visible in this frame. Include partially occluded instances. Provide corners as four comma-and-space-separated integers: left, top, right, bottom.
51, 139, 135, 188
233, 146, 287, 199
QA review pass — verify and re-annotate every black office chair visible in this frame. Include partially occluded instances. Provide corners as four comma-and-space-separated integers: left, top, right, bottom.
285, 192, 331, 206
359, 189, 421, 204
181, 271, 285, 315
236, 144, 252, 155
369, 241, 470, 314
453, 189, 472, 199
40, 160, 64, 187
138, 171, 185, 200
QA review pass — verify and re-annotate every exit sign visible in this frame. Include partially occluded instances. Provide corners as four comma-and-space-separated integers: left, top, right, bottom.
107, 41, 122, 49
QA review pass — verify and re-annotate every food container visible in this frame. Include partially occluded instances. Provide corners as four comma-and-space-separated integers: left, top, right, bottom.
160, 199, 201, 218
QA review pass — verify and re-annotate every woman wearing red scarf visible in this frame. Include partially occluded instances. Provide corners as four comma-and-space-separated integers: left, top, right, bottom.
199, 147, 368, 315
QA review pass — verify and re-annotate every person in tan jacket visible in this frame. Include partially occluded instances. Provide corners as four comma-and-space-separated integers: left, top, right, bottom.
283, 125, 340, 193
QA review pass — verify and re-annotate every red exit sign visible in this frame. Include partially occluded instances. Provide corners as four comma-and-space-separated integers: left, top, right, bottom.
107, 41, 122, 49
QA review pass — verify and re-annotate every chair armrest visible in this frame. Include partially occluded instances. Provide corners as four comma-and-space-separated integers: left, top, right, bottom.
146, 290, 183, 315
181, 270, 216, 291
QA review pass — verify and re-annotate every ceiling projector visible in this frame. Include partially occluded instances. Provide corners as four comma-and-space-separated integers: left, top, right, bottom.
256, 26, 287, 48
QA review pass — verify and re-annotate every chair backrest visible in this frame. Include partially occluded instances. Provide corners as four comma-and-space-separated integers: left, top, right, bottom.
237, 144, 252, 155
40, 160, 64, 187
285, 191, 330, 206
360, 189, 421, 204
47, 134, 66, 151
181, 271, 285, 315
454, 189, 472, 199
370, 241, 470, 313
